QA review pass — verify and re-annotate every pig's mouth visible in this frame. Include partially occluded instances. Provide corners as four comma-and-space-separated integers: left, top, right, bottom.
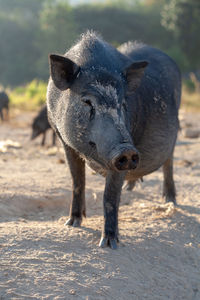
87, 142, 140, 172
81, 145, 109, 170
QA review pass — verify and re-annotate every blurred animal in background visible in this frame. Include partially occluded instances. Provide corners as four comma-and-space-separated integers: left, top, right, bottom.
31, 105, 56, 146
0, 91, 9, 121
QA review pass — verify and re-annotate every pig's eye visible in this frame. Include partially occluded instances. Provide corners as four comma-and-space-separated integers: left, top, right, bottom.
84, 99, 92, 106
82, 99, 95, 120
122, 102, 127, 112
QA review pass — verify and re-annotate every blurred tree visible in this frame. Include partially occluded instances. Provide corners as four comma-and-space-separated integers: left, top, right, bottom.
36, 0, 77, 79
0, 0, 77, 86
103, 0, 141, 9
73, 2, 172, 48
0, 0, 43, 86
161, 0, 200, 69
0, 0, 198, 86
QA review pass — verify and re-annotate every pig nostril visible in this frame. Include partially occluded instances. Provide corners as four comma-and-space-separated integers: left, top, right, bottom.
113, 150, 139, 171
132, 154, 139, 164
89, 141, 96, 148
118, 156, 128, 165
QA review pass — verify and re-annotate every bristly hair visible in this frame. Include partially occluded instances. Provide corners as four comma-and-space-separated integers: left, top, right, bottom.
80, 30, 103, 43
118, 41, 145, 54
66, 30, 103, 54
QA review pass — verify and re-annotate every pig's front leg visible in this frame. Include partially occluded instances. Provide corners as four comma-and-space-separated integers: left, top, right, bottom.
63, 144, 86, 227
99, 171, 125, 249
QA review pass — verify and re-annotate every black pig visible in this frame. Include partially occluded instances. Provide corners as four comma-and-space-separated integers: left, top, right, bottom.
0, 91, 9, 121
31, 105, 56, 146
47, 32, 181, 249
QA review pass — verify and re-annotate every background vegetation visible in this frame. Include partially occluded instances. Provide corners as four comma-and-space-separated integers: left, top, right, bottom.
0, 0, 199, 110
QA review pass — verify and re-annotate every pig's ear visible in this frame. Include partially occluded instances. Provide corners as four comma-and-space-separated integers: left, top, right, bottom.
49, 54, 80, 91
124, 61, 148, 91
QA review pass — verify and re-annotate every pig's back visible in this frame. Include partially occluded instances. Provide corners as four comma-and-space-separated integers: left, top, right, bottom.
118, 42, 182, 179
118, 42, 181, 110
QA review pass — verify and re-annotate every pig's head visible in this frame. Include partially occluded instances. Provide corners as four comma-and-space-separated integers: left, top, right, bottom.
47, 54, 147, 172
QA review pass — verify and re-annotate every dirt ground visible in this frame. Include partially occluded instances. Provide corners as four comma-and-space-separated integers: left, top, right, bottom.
0, 109, 200, 300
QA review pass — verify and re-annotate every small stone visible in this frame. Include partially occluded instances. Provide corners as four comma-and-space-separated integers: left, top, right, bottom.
183, 128, 200, 138
69, 289, 76, 295
57, 158, 65, 164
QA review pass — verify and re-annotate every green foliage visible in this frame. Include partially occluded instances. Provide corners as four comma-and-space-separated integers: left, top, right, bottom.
9, 80, 47, 110
36, 0, 77, 79
165, 45, 190, 72
181, 86, 200, 111
161, 0, 200, 68
95, 0, 141, 10
183, 79, 196, 93
73, 2, 173, 47
0, 0, 42, 87
0, 0, 199, 87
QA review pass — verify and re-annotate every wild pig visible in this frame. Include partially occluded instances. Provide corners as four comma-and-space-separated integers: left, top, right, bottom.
31, 105, 56, 146
47, 31, 181, 249
0, 91, 9, 121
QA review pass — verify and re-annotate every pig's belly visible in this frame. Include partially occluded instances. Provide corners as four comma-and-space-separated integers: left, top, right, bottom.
126, 120, 178, 179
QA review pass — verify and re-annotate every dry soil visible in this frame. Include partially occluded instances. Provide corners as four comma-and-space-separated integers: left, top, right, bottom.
0, 110, 200, 300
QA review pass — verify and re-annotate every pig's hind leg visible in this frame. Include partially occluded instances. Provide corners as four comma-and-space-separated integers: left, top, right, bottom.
123, 177, 143, 191
63, 144, 86, 227
0, 109, 4, 121
41, 132, 46, 146
162, 156, 176, 205
124, 180, 136, 191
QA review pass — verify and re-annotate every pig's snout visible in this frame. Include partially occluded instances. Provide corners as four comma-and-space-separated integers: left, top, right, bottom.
111, 146, 139, 171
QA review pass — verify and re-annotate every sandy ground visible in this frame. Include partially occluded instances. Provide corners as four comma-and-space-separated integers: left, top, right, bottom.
0, 109, 200, 300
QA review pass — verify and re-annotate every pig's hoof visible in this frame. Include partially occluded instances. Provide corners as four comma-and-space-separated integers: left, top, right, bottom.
99, 236, 118, 250
165, 196, 177, 206
64, 217, 81, 227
